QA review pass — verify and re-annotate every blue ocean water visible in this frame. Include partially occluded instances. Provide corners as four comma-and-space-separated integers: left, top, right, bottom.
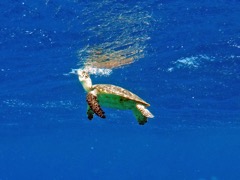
0, 0, 240, 179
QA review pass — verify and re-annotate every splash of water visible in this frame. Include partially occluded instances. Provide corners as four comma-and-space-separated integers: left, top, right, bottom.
82, 66, 112, 76
65, 67, 112, 77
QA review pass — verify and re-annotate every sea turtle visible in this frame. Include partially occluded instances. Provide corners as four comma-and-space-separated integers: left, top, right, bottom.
75, 69, 154, 125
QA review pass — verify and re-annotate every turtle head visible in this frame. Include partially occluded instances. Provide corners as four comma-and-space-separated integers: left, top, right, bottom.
77, 69, 92, 92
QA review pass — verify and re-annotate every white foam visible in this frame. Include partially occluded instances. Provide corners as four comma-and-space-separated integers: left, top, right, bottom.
83, 66, 112, 76
168, 54, 213, 72
65, 66, 112, 77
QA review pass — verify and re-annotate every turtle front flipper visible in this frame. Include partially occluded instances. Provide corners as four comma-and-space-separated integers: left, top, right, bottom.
87, 105, 94, 120
86, 92, 106, 119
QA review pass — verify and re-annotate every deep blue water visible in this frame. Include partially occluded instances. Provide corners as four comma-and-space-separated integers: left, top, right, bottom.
1, 0, 240, 179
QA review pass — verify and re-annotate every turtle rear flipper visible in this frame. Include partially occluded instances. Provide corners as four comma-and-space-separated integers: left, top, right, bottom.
136, 104, 154, 118
133, 104, 154, 125
133, 108, 148, 125
86, 92, 106, 119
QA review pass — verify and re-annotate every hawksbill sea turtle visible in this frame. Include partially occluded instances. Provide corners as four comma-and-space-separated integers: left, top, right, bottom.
73, 69, 154, 125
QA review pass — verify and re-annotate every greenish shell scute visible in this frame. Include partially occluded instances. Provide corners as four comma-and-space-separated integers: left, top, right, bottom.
97, 94, 136, 110
92, 84, 150, 107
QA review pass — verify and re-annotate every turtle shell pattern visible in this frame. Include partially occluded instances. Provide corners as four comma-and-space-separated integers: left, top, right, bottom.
92, 84, 150, 107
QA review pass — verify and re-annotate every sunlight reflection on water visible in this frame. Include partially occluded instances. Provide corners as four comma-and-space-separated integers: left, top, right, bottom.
77, 0, 155, 75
